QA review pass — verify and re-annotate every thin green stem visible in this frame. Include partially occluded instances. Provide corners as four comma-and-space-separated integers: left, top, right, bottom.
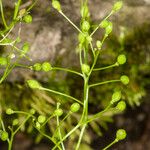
52, 124, 81, 150
27, 0, 39, 11
39, 87, 83, 105
52, 67, 83, 77
13, 0, 22, 20
59, 11, 83, 34
0, 0, 8, 29
75, 124, 86, 150
89, 79, 120, 88
90, 10, 114, 37
102, 139, 118, 150
34, 125, 61, 150
93, 63, 119, 71
56, 103, 65, 150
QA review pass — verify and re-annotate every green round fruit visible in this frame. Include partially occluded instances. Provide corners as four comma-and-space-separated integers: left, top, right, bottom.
81, 64, 90, 75
78, 33, 85, 44
38, 115, 46, 124
54, 109, 63, 117
35, 122, 41, 129
116, 129, 127, 141
42, 62, 52, 72
12, 119, 19, 126
116, 101, 126, 111
30, 109, 36, 115
70, 103, 80, 113
6, 108, 14, 115
105, 22, 113, 35
22, 42, 29, 54
113, 1, 123, 12
52, 0, 61, 11
33, 63, 42, 71
120, 75, 129, 85
1, 131, 8, 141
96, 40, 102, 49
111, 91, 121, 104
81, 20, 90, 32
100, 20, 109, 28
117, 54, 126, 65
27, 80, 41, 89
23, 14, 32, 23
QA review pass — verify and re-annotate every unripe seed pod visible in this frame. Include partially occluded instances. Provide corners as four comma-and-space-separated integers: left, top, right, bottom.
120, 75, 129, 85
96, 40, 102, 49
81, 20, 90, 32
78, 33, 86, 44
116, 129, 127, 140
81, 5, 89, 18
23, 14, 32, 23
113, 1, 123, 12
117, 54, 126, 65
30, 109, 36, 115
81, 64, 90, 75
42, 62, 52, 72
0, 57, 7, 66
116, 101, 126, 111
33, 63, 42, 71
111, 91, 121, 104
27, 80, 41, 89
35, 122, 41, 129
54, 108, 63, 117
12, 119, 19, 126
38, 115, 46, 124
22, 42, 29, 54
70, 103, 80, 113
6, 108, 14, 115
52, 0, 61, 11
105, 22, 113, 35
100, 20, 109, 28
0, 131, 8, 141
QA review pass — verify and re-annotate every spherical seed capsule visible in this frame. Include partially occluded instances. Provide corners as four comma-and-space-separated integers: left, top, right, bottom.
33, 63, 42, 71
81, 64, 90, 75
105, 22, 113, 35
42, 62, 52, 72
38, 115, 46, 124
22, 42, 30, 54
117, 54, 126, 65
120, 75, 129, 85
113, 1, 123, 12
116, 101, 126, 111
23, 14, 32, 23
6, 108, 14, 115
30, 109, 36, 115
54, 108, 63, 117
100, 20, 109, 28
116, 129, 127, 141
81, 20, 90, 32
1, 131, 8, 141
96, 40, 102, 49
12, 119, 19, 126
35, 122, 41, 129
70, 103, 80, 113
111, 91, 121, 104
0, 57, 7, 66
27, 80, 41, 89
78, 33, 85, 44
52, 0, 61, 11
